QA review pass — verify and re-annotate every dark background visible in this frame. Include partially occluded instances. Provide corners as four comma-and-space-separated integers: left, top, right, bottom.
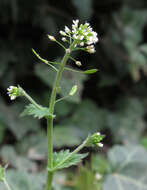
0, 0, 147, 190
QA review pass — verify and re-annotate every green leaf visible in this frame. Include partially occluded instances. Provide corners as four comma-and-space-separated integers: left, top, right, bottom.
49, 150, 88, 171
83, 69, 98, 74
0, 169, 45, 190
141, 137, 147, 150
103, 145, 147, 190
54, 126, 81, 148
69, 85, 78, 96
0, 166, 5, 182
70, 100, 108, 136
108, 98, 145, 143
0, 101, 40, 139
21, 104, 55, 119
0, 145, 37, 172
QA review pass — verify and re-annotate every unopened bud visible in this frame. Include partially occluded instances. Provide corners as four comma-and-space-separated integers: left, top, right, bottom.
75, 61, 82, 66
48, 35, 56, 41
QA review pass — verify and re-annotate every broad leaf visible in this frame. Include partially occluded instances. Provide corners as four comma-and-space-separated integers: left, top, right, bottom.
0, 145, 37, 172
0, 170, 45, 190
21, 104, 55, 119
49, 150, 88, 171
54, 126, 81, 147
108, 98, 145, 143
0, 101, 40, 139
103, 145, 147, 190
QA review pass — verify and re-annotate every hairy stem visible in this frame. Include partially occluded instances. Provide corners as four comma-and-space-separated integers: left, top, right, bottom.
46, 51, 70, 190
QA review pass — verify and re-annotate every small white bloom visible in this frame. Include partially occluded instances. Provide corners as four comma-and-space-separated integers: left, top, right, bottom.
80, 42, 84, 46
73, 19, 79, 26
48, 35, 56, 41
73, 34, 78, 39
79, 36, 84, 40
97, 143, 103, 147
75, 61, 82, 66
97, 132, 101, 136
11, 96, 16, 100
86, 45, 96, 53
59, 30, 66, 36
65, 26, 70, 33
95, 173, 102, 180
62, 37, 67, 42
66, 48, 70, 53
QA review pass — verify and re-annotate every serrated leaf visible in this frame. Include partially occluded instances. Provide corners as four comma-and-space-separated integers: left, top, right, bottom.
21, 104, 55, 119
69, 85, 78, 96
49, 150, 88, 171
84, 69, 98, 74
103, 145, 147, 190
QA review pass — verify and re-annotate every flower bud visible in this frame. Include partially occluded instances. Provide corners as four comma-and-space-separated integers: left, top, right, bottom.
48, 35, 56, 41
75, 61, 82, 66
86, 132, 104, 147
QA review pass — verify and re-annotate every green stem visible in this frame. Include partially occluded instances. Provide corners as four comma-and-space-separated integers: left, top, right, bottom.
4, 179, 12, 190
20, 88, 41, 109
46, 50, 70, 190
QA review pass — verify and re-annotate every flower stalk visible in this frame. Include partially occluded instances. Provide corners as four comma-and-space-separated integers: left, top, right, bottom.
46, 50, 71, 190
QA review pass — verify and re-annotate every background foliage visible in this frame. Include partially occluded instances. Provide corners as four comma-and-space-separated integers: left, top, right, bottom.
0, 0, 147, 189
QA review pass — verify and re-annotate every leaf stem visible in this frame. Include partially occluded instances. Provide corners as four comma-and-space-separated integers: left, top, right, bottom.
46, 50, 70, 190
4, 179, 12, 190
20, 87, 42, 109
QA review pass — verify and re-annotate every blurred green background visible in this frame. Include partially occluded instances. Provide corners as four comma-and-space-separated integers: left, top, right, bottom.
1, 0, 147, 190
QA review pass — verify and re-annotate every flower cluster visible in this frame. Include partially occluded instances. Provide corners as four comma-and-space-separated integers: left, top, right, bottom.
59, 19, 98, 53
7, 86, 19, 100
87, 132, 104, 147
7, 86, 24, 100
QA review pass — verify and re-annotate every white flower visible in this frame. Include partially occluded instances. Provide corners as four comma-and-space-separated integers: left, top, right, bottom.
65, 26, 70, 33
73, 19, 79, 27
80, 42, 84, 46
95, 173, 102, 180
75, 61, 82, 66
79, 36, 84, 40
97, 143, 103, 147
97, 132, 101, 136
66, 49, 70, 53
62, 37, 67, 42
48, 35, 56, 41
86, 45, 96, 54
59, 30, 66, 36
59, 20, 98, 53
